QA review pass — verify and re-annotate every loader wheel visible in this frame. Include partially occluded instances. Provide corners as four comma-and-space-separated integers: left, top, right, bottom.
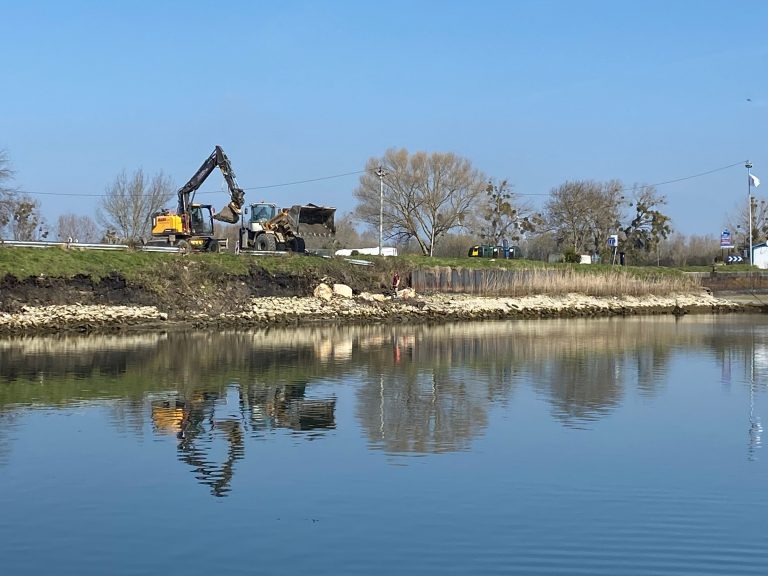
175, 239, 191, 254
290, 237, 306, 253
256, 234, 277, 251
206, 239, 220, 253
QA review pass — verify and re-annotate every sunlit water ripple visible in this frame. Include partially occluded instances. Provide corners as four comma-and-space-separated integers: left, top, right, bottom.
0, 316, 766, 575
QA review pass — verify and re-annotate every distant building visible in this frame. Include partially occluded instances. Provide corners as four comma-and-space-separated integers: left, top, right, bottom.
335, 247, 398, 257
752, 243, 768, 269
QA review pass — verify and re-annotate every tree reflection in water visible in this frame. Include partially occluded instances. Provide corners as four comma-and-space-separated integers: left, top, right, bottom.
1, 316, 768, 486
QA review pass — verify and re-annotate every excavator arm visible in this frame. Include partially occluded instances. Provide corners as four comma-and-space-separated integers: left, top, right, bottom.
176, 145, 245, 224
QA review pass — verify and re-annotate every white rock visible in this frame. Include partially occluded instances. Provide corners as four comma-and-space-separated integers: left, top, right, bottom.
333, 284, 354, 298
313, 283, 333, 301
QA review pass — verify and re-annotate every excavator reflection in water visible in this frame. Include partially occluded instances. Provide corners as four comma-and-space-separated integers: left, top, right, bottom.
151, 382, 336, 497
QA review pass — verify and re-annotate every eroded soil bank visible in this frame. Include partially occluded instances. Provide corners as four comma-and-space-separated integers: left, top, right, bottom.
0, 265, 376, 318
0, 270, 760, 335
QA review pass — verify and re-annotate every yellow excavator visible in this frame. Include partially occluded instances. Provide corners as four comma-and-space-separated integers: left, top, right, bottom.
149, 146, 245, 252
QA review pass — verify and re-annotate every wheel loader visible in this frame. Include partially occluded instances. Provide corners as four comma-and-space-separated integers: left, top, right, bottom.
239, 202, 336, 253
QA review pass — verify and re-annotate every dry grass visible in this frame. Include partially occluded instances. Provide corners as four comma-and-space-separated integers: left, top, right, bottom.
415, 266, 700, 297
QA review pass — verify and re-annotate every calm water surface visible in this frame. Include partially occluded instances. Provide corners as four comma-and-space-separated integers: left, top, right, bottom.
1, 316, 767, 575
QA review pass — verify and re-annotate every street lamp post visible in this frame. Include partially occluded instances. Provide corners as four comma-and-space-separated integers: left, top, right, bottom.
376, 165, 387, 256
747, 161, 753, 265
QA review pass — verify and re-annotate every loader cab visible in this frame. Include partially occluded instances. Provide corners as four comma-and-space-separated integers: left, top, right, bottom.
189, 204, 214, 236
247, 202, 278, 224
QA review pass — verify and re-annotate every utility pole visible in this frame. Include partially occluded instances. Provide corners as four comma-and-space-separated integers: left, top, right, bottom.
747, 161, 753, 265
376, 165, 387, 256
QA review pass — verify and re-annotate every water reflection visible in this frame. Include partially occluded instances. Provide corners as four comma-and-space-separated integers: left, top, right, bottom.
150, 383, 336, 497
1, 316, 768, 491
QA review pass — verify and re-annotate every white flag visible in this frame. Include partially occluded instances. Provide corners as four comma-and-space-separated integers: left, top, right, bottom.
750, 173, 761, 187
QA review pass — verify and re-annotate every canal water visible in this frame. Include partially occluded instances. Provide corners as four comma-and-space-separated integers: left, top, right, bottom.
1, 316, 767, 575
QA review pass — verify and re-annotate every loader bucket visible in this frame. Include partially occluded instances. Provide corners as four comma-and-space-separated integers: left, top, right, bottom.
291, 204, 336, 237
213, 202, 242, 224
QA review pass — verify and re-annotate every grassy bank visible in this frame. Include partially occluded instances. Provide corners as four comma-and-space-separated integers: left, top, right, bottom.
0, 247, 702, 299
0, 248, 345, 282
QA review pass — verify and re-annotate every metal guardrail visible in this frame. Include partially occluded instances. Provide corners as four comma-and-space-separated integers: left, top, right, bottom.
238, 249, 289, 257
138, 245, 182, 253
0, 240, 183, 253
0, 239, 337, 259
0, 240, 131, 251
343, 258, 375, 266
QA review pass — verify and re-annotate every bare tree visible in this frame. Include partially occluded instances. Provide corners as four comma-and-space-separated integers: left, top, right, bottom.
432, 231, 479, 257
354, 148, 487, 256
334, 212, 377, 250
56, 213, 101, 243
0, 149, 17, 234
0, 150, 48, 240
6, 195, 47, 240
0, 149, 13, 191
97, 169, 174, 242
725, 194, 768, 253
545, 180, 623, 255
621, 185, 672, 262
474, 178, 542, 245
659, 232, 719, 266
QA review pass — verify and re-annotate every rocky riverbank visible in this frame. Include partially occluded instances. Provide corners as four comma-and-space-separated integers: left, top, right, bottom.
0, 283, 757, 334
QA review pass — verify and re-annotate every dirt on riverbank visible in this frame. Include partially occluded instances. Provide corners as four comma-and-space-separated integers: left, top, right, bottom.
0, 263, 382, 319
1, 263, 764, 335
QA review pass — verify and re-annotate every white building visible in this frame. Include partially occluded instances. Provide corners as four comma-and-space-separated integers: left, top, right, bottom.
752, 243, 768, 269
335, 247, 398, 257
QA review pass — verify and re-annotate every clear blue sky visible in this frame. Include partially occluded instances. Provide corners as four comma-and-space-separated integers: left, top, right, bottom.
1, 0, 766, 236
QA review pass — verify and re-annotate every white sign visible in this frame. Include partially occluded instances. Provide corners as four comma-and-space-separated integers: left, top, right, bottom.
607, 235, 618, 247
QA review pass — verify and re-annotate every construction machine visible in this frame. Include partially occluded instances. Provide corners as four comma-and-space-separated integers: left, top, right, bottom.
149, 146, 245, 252
239, 202, 336, 253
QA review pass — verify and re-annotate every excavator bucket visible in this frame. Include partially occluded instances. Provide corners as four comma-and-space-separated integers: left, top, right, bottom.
290, 204, 336, 237
213, 202, 242, 224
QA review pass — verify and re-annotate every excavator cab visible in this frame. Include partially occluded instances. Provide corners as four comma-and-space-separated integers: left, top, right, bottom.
189, 205, 214, 236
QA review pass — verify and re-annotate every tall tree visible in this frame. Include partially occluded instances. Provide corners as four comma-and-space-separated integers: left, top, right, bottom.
0, 149, 17, 234
8, 195, 47, 241
621, 185, 672, 261
476, 179, 541, 245
97, 169, 174, 242
726, 195, 768, 252
545, 180, 623, 254
0, 150, 48, 240
334, 212, 377, 249
56, 213, 101, 243
353, 148, 487, 256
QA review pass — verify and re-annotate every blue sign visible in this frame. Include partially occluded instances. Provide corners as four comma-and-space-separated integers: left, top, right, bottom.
720, 229, 733, 248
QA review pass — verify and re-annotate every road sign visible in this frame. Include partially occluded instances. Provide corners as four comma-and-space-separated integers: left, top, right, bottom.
720, 229, 734, 248
607, 235, 618, 247
726, 255, 743, 264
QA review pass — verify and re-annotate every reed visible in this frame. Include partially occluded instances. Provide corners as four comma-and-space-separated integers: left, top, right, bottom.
414, 266, 700, 297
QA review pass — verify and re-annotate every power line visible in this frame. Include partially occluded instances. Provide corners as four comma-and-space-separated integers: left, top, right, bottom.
640, 160, 746, 189
9, 160, 750, 199
196, 169, 366, 195
11, 169, 365, 198
513, 160, 747, 196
